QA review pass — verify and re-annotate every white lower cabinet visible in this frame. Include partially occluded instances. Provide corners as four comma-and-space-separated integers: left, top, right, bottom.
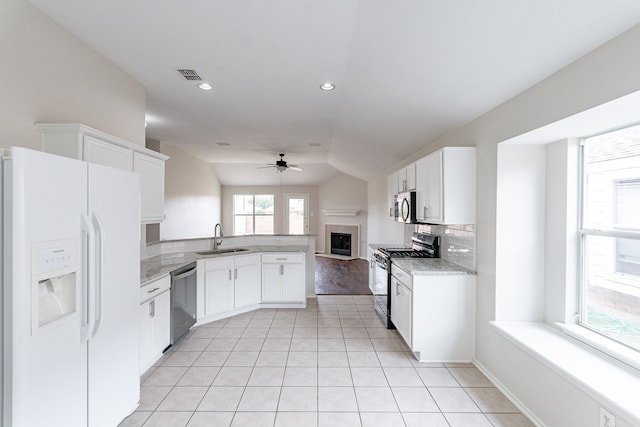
390, 267, 413, 347
203, 254, 261, 317
233, 254, 262, 308
261, 253, 305, 303
139, 276, 171, 373
391, 263, 476, 362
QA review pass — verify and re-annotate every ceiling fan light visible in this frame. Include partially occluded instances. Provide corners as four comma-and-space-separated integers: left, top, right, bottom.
319, 82, 335, 91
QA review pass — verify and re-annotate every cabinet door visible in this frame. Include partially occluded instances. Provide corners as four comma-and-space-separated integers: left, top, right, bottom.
391, 278, 412, 347
133, 152, 165, 223
405, 163, 416, 190
261, 263, 282, 301
204, 258, 234, 316
387, 172, 398, 217
139, 301, 152, 371
150, 290, 171, 355
282, 263, 305, 302
234, 255, 261, 308
415, 157, 428, 221
425, 151, 443, 223
84, 135, 132, 170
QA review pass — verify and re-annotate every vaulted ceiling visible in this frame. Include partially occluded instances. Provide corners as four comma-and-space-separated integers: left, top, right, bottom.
28, 0, 640, 185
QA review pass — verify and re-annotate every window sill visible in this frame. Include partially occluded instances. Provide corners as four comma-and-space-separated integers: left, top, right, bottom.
491, 321, 640, 423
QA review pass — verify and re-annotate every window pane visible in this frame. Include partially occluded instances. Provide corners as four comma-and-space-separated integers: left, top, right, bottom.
583, 124, 640, 230
254, 195, 274, 215
234, 195, 254, 215
582, 234, 640, 351
255, 215, 274, 234
234, 215, 253, 235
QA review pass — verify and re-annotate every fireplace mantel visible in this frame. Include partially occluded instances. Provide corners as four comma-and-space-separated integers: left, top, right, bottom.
321, 209, 360, 216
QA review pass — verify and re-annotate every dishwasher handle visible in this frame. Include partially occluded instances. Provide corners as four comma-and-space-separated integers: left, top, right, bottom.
172, 262, 197, 280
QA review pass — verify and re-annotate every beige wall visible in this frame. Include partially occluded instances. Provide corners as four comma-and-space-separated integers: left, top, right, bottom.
317, 173, 368, 257
367, 23, 640, 427
159, 142, 222, 240
0, 0, 145, 150
222, 185, 319, 236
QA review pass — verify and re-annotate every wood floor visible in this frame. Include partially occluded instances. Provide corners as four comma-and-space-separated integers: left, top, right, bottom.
315, 256, 371, 295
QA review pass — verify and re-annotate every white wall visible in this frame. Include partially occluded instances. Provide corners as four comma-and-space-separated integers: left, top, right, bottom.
221, 185, 319, 236
495, 144, 546, 322
0, 0, 145, 150
159, 142, 222, 240
317, 173, 368, 256
368, 23, 640, 427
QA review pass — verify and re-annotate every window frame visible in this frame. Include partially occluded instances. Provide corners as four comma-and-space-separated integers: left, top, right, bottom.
577, 130, 640, 355
232, 193, 275, 235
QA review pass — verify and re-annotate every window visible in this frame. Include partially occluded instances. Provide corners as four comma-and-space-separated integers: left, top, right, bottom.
233, 194, 274, 235
580, 124, 640, 352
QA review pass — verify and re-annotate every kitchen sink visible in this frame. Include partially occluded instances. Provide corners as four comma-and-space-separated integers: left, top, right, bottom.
196, 248, 250, 255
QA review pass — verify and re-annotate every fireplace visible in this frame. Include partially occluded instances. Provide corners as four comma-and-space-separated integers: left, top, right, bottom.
324, 224, 360, 258
330, 232, 352, 256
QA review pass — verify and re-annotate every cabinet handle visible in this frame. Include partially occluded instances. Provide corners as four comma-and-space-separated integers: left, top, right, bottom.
147, 287, 159, 293
280, 265, 284, 275
149, 299, 155, 318
228, 269, 232, 281
234, 268, 237, 280
423, 206, 427, 217
396, 282, 400, 296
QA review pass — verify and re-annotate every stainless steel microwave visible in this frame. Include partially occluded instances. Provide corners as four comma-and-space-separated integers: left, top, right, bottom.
395, 191, 417, 223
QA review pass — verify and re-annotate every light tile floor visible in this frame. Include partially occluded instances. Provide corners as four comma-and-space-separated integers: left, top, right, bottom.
119, 295, 535, 427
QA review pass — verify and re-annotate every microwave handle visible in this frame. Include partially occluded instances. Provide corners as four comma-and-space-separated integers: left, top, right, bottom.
401, 198, 410, 222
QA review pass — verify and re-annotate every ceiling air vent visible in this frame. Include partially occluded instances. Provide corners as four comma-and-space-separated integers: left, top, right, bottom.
177, 69, 202, 81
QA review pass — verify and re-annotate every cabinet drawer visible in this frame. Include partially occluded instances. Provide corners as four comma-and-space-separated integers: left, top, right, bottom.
262, 253, 304, 264
391, 264, 412, 290
140, 275, 171, 303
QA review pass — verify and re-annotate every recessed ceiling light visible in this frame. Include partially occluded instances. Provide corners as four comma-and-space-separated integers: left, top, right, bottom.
319, 82, 335, 91
198, 83, 213, 91
217, 142, 230, 147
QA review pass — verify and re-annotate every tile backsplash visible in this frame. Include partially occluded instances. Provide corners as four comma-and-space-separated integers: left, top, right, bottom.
415, 223, 476, 271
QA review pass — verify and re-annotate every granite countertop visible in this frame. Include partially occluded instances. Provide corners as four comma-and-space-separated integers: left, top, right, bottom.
140, 245, 308, 285
392, 257, 475, 276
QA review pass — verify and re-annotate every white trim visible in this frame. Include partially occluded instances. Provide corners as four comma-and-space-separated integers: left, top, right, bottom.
472, 358, 546, 427
320, 209, 360, 216
492, 321, 640, 424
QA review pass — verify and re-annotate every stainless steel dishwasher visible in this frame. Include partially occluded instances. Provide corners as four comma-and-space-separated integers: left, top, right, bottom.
170, 262, 197, 344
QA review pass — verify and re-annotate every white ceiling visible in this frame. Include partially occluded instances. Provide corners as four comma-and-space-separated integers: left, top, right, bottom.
28, 0, 640, 186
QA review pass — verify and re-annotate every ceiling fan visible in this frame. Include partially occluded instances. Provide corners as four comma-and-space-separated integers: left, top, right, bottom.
259, 153, 303, 172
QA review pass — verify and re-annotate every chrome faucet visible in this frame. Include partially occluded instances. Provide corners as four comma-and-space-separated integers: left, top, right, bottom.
213, 223, 224, 250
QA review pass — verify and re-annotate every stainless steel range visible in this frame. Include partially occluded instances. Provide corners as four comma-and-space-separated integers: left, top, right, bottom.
372, 232, 440, 328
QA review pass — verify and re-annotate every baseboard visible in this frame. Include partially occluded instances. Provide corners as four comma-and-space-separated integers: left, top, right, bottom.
472, 358, 546, 427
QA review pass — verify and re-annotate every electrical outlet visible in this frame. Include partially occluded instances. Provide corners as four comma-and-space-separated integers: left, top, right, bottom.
599, 407, 615, 427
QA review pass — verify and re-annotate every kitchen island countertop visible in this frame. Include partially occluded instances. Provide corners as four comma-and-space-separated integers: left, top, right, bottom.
141, 245, 308, 285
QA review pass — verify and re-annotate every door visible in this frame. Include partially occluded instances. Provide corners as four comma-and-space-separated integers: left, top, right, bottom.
87, 163, 140, 427
204, 258, 234, 315
234, 254, 261, 308
4, 148, 88, 427
284, 194, 309, 234
282, 262, 305, 301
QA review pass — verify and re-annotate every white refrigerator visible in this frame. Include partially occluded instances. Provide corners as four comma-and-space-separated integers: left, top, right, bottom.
1, 147, 140, 427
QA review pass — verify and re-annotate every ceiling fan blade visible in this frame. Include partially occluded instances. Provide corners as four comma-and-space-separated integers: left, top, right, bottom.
257, 165, 275, 169
289, 166, 303, 172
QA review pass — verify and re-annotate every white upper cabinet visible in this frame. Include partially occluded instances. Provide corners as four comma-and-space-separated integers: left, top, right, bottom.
415, 147, 476, 224
397, 163, 416, 193
36, 123, 169, 224
387, 172, 398, 218
133, 152, 165, 223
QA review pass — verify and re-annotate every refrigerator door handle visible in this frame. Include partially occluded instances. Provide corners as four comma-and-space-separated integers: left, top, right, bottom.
91, 213, 105, 338
81, 213, 96, 343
